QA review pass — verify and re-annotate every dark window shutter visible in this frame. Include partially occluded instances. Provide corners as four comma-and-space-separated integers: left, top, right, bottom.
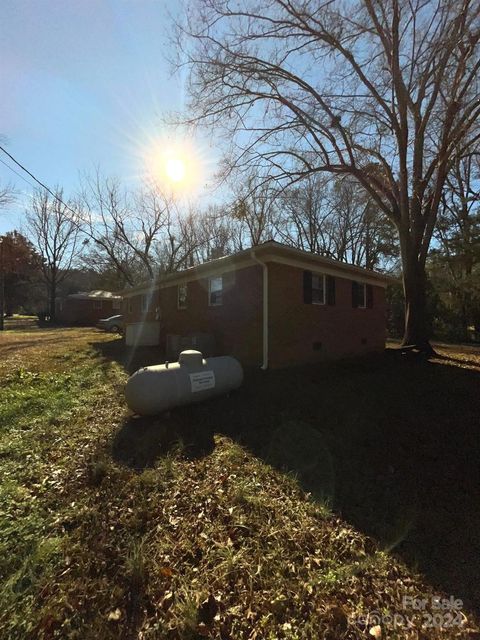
326, 275, 336, 305
366, 284, 373, 308
352, 281, 358, 308
303, 270, 312, 304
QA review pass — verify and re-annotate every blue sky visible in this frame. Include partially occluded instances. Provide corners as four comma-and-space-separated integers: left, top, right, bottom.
0, 0, 217, 234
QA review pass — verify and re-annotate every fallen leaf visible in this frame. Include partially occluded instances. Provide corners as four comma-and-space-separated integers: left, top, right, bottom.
107, 608, 122, 621
160, 566, 173, 578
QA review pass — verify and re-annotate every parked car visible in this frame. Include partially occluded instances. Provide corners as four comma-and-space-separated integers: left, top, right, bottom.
98, 315, 123, 333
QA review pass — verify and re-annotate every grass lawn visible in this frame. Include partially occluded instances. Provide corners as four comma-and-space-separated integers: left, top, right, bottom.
0, 320, 479, 639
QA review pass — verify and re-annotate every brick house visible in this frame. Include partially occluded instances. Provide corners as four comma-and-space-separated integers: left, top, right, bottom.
121, 241, 391, 368
56, 290, 122, 325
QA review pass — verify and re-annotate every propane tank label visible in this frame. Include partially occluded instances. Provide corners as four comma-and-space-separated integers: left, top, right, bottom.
189, 370, 216, 393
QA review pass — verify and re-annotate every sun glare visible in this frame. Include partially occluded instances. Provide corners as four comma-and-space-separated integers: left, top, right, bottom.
139, 134, 209, 197
165, 156, 186, 183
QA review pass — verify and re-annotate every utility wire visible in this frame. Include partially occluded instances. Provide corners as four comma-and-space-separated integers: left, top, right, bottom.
0, 145, 270, 267
0, 156, 37, 191
0, 144, 78, 219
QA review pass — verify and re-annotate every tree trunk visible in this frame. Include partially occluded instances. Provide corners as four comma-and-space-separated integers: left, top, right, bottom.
49, 277, 56, 323
401, 255, 435, 355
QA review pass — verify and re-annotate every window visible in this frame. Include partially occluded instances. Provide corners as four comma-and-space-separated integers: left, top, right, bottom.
94, 299, 102, 310
352, 281, 368, 308
209, 276, 223, 306
178, 284, 187, 309
304, 271, 335, 305
311, 274, 326, 305
112, 298, 121, 310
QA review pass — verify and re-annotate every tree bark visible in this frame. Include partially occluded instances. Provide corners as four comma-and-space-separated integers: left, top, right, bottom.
49, 275, 56, 323
401, 254, 435, 355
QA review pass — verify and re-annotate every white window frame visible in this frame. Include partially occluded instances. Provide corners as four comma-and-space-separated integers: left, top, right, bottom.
178, 283, 187, 310
357, 282, 367, 308
208, 276, 223, 307
311, 273, 326, 305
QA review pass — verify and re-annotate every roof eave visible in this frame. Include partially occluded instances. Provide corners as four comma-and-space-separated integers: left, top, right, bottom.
121, 244, 394, 296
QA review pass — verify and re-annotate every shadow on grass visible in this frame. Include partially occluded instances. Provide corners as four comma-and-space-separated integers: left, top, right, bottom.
92, 337, 166, 374
112, 411, 215, 470
94, 339, 480, 613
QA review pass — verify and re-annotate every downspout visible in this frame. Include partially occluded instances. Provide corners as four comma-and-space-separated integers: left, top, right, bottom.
250, 249, 268, 370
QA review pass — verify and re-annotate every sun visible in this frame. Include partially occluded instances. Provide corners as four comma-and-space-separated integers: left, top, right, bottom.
138, 131, 212, 197
165, 156, 186, 183
143, 142, 196, 193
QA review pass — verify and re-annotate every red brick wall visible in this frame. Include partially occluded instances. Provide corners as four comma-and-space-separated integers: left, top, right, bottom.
158, 266, 263, 366
57, 298, 121, 325
267, 262, 386, 368
124, 262, 386, 368
124, 266, 263, 366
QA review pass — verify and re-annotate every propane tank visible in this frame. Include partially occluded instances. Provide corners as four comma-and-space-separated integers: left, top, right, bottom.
125, 350, 243, 416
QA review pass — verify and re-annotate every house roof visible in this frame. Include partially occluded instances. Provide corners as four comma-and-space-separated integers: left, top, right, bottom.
121, 240, 396, 297
66, 290, 122, 300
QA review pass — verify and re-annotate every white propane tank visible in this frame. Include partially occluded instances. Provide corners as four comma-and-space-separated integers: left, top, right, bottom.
125, 350, 244, 416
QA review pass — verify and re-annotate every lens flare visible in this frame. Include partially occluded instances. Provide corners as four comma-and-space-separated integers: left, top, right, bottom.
165, 156, 186, 183
139, 134, 209, 197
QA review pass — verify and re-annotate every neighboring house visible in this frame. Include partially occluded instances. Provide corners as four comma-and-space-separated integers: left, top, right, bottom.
56, 290, 122, 325
121, 241, 391, 368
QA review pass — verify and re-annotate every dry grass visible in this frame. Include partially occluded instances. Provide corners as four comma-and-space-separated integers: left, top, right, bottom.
0, 322, 479, 639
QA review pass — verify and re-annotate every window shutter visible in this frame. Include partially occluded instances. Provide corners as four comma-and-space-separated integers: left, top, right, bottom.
303, 270, 312, 304
366, 284, 373, 308
326, 275, 336, 305
352, 281, 358, 308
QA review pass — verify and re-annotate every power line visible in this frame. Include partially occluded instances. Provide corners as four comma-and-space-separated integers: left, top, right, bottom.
0, 155, 37, 191
0, 144, 273, 262
0, 144, 78, 219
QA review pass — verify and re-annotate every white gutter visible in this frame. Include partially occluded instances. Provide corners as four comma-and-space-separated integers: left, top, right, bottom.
250, 249, 268, 370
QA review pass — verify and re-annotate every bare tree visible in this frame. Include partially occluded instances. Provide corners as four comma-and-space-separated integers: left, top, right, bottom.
174, 0, 480, 352
0, 183, 14, 209
192, 206, 236, 262
26, 188, 81, 321
79, 172, 174, 285
432, 152, 480, 338
328, 177, 398, 269
275, 174, 397, 268
153, 206, 196, 273
79, 171, 236, 282
276, 174, 337, 256
156, 205, 235, 270
436, 153, 480, 275
230, 172, 278, 248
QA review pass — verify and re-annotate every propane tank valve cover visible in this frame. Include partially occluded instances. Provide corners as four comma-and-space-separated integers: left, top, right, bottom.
178, 350, 204, 368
